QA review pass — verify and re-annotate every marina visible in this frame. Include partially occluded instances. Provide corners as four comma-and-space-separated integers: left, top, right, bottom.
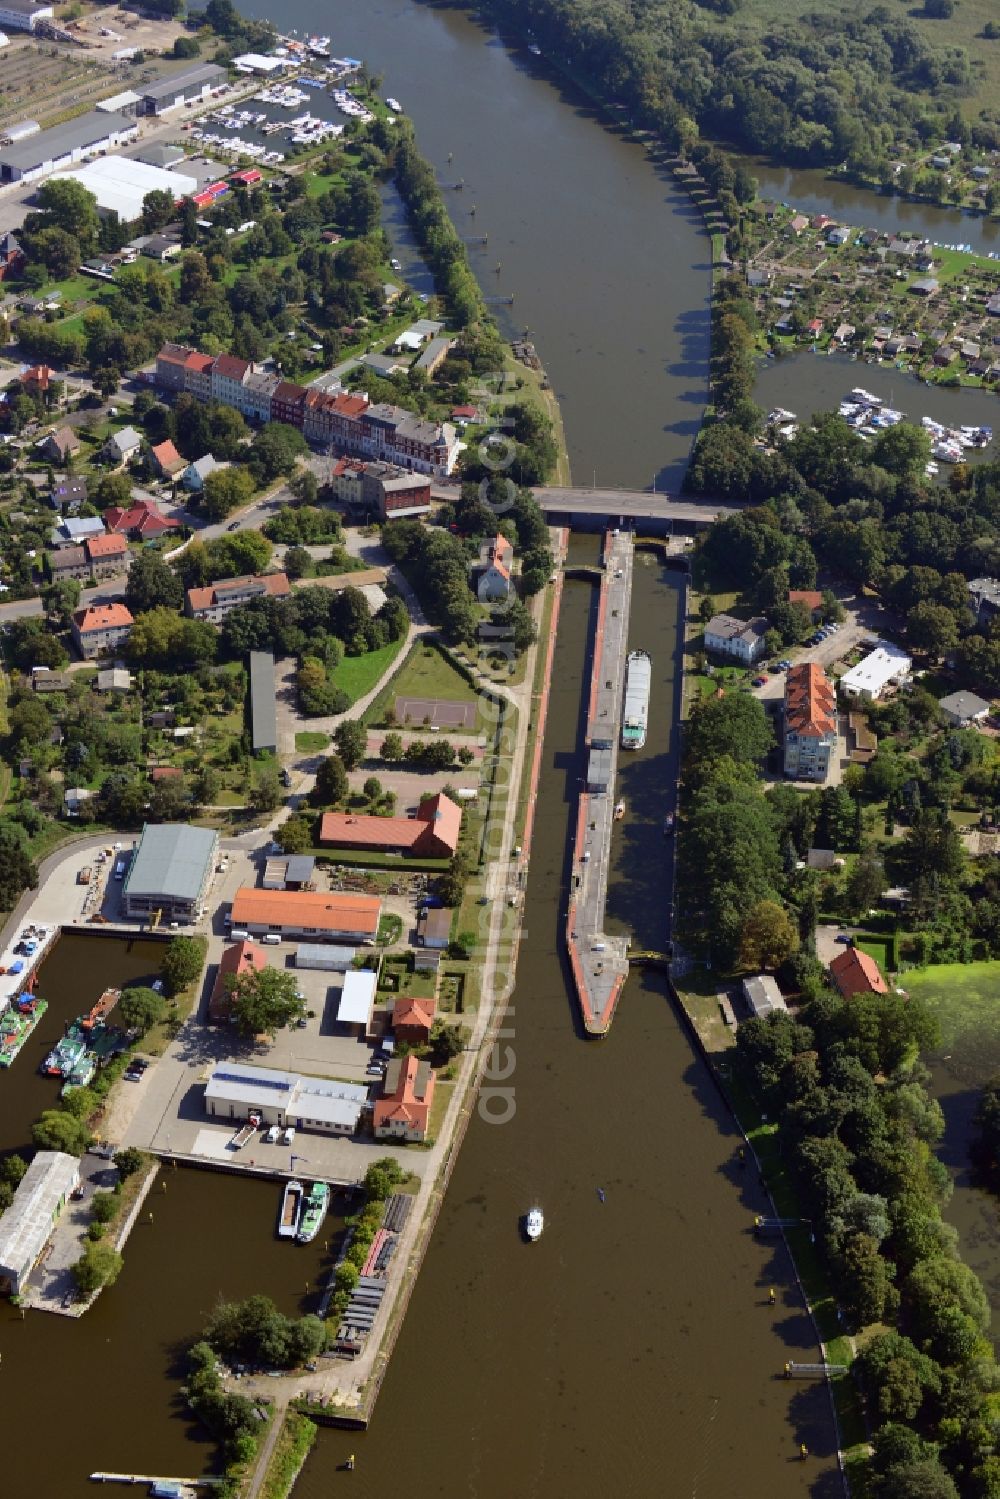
565, 529, 634, 1035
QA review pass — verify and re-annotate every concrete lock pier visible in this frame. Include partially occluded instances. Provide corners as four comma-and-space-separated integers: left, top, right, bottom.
566, 529, 634, 1035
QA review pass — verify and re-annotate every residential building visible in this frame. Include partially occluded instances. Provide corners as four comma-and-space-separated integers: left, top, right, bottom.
328, 457, 367, 506
209, 352, 252, 410
393, 994, 436, 1044
185, 572, 290, 624
414, 336, 455, 375
85, 533, 130, 580
417, 906, 452, 950
829, 946, 888, 999
848, 712, 877, 765
742, 975, 787, 1020
229, 887, 382, 944
103, 498, 179, 540
938, 690, 991, 728
0, 1151, 79, 1297
320, 792, 462, 860
704, 612, 769, 665
52, 515, 105, 548
968, 577, 1000, 628
31, 670, 73, 692
204, 1062, 367, 1136
209, 938, 267, 1023
72, 602, 133, 659
50, 476, 87, 513
182, 455, 224, 493
95, 667, 133, 693
270, 380, 307, 428
788, 589, 823, 618
122, 822, 219, 923
243, 370, 280, 423
249, 650, 276, 754
48, 545, 89, 582
150, 439, 185, 479
360, 463, 431, 520
0, 229, 25, 281
21, 364, 52, 396
374, 1055, 435, 1142
0, 109, 135, 185
839, 644, 912, 702
477, 533, 514, 602
139, 64, 227, 116
337, 970, 377, 1035
39, 427, 79, 464
783, 662, 837, 782
100, 426, 143, 468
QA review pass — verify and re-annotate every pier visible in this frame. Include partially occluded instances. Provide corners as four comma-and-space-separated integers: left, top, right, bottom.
565, 529, 634, 1035
89, 1474, 222, 1490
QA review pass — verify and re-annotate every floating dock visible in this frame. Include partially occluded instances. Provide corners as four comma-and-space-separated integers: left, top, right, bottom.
565, 529, 634, 1035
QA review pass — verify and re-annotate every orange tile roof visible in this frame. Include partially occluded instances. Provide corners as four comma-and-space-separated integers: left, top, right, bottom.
320, 792, 461, 857
830, 946, 889, 998
373, 1053, 434, 1135
210, 938, 267, 1020
187, 573, 290, 613
392, 995, 436, 1034
74, 603, 133, 633
151, 439, 184, 473
789, 590, 823, 611
230, 886, 380, 937
785, 663, 836, 738
85, 533, 128, 559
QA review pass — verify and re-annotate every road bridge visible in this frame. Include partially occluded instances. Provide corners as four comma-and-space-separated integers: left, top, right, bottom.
532, 486, 743, 532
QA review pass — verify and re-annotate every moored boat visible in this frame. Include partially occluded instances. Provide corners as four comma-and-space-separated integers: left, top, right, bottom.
621, 649, 651, 751
613, 800, 625, 821
42, 1023, 87, 1078
663, 812, 674, 835
0, 995, 47, 1070
61, 1052, 96, 1095
524, 1207, 543, 1241
278, 1179, 304, 1240
297, 1181, 330, 1243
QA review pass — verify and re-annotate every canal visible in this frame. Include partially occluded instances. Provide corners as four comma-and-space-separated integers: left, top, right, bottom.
292, 544, 835, 1495
0, 935, 345, 1498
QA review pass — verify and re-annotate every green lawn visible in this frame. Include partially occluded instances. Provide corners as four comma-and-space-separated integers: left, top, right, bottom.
331, 635, 407, 707
854, 934, 896, 976
365, 642, 477, 727
295, 731, 330, 753
904, 962, 1000, 1055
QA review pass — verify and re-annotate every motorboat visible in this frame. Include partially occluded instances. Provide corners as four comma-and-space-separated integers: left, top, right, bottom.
663, 812, 674, 835
278, 1178, 304, 1240
613, 800, 625, 821
297, 1181, 330, 1243
524, 1207, 543, 1241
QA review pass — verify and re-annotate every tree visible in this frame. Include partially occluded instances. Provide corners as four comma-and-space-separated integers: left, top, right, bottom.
276, 814, 314, 854
436, 854, 469, 908
738, 900, 799, 971
33, 1108, 91, 1156
118, 986, 167, 1035
880, 1462, 958, 1499
125, 551, 184, 614
907, 601, 959, 658
283, 545, 313, 580
381, 732, 404, 762
249, 423, 308, 482
249, 765, 281, 814
34, 177, 100, 251
228, 968, 306, 1038
845, 845, 886, 917
72, 1241, 123, 1296
160, 935, 205, 995
684, 692, 774, 772
202, 465, 255, 521
0, 829, 37, 911
311, 753, 349, 806
429, 1016, 463, 1062
905, 1256, 991, 1362
141, 189, 176, 233
113, 1146, 145, 1182
334, 719, 367, 770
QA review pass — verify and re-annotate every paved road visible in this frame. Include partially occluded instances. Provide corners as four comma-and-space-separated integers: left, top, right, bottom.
534, 485, 742, 525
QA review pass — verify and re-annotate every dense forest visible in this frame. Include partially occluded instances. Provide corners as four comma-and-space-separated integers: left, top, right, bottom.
486, 0, 991, 169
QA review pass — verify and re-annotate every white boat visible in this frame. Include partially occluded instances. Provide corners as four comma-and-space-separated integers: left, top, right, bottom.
524, 1207, 543, 1240
278, 1178, 304, 1239
386, 97, 402, 113
621, 649, 651, 751
767, 407, 797, 424
528, 43, 541, 55
613, 800, 625, 821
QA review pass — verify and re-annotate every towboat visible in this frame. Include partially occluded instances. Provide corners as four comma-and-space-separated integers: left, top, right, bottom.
278, 1179, 304, 1240
524, 1207, 544, 1241
297, 1181, 330, 1243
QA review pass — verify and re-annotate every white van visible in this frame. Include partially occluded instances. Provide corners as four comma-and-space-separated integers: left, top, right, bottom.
230, 929, 250, 941
261, 933, 281, 946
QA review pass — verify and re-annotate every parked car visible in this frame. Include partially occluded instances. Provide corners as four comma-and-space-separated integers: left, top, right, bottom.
834, 933, 854, 945
752, 676, 767, 687
282, 1127, 295, 1145
264, 1125, 280, 1144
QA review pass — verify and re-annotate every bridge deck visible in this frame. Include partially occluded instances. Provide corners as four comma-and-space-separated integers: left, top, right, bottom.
565, 529, 633, 1035
534, 486, 742, 526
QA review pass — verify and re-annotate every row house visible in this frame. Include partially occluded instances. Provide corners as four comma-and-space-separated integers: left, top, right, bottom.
271, 380, 307, 428
244, 371, 280, 423
72, 603, 134, 660
185, 350, 214, 402
48, 533, 131, 585
185, 571, 290, 624
301, 389, 369, 447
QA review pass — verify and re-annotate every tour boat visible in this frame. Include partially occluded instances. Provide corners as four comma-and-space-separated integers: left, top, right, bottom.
614, 800, 625, 821
524, 1207, 544, 1241
297, 1181, 330, 1243
278, 1179, 304, 1240
621, 649, 651, 751
0, 995, 47, 1070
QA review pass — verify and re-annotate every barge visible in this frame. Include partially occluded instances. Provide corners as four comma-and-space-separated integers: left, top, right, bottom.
0, 994, 47, 1069
621, 649, 651, 751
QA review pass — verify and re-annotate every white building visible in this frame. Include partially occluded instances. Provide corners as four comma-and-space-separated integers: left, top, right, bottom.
0, 0, 53, 33
0, 1151, 79, 1295
337, 970, 377, 1034
0, 109, 137, 185
839, 644, 912, 702
704, 612, 769, 666
204, 1063, 369, 1136
51, 155, 196, 222
742, 975, 787, 1021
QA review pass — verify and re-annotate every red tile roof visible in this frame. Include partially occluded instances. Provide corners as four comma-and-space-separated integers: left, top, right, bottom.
785, 662, 836, 739
320, 792, 461, 858
830, 946, 889, 998
209, 938, 267, 1021
392, 995, 436, 1037
185, 351, 215, 375
150, 765, 183, 781
373, 1053, 435, 1136
74, 603, 133, 633
212, 353, 251, 381
151, 439, 184, 474
186, 572, 290, 613
104, 500, 179, 538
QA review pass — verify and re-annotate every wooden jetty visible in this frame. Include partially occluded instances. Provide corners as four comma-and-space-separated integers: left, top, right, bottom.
783, 1361, 849, 1379
89, 1474, 222, 1490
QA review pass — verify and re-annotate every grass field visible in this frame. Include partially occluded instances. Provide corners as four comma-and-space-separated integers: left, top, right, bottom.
330, 636, 407, 708
904, 962, 1000, 1055
854, 934, 896, 976
365, 642, 477, 727
295, 731, 329, 753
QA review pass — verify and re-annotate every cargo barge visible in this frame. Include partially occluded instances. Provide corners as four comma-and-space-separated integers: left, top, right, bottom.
621, 649, 651, 750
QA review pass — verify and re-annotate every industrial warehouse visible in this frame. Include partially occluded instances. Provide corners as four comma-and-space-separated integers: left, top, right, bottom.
50, 155, 197, 221
122, 823, 219, 924
0, 109, 138, 184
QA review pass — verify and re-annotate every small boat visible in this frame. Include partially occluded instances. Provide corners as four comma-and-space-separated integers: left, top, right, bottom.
613, 800, 625, 821
386, 97, 402, 113
61, 1052, 96, 1096
297, 1181, 330, 1243
524, 1207, 543, 1241
42, 1023, 87, 1078
528, 43, 541, 55
663, 812, 674, 835
0, 995, 47, 1070
278, 1178, 304, 1240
